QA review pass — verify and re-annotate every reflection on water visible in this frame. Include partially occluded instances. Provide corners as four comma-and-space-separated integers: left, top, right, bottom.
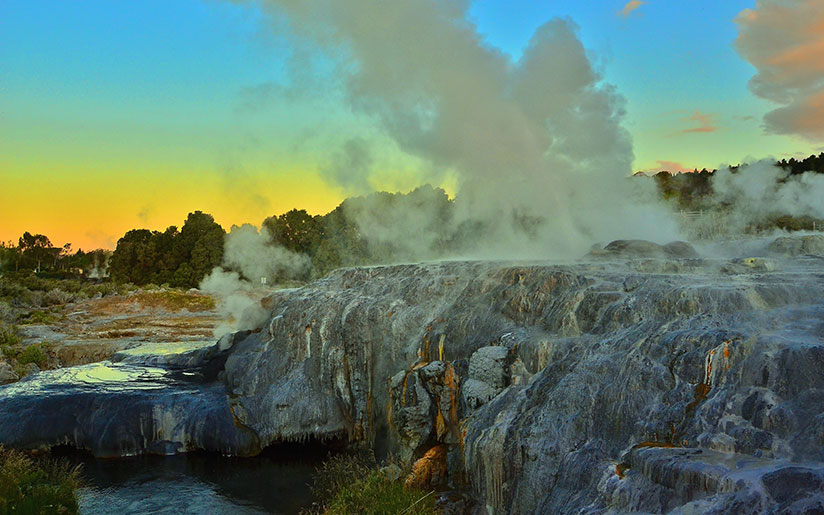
64, 446, 329, 515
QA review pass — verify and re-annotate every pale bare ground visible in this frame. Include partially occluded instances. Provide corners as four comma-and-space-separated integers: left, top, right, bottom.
20, 289, 225, 368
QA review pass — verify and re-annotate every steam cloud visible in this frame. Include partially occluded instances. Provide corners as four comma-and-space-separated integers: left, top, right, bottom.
707, 159, 824, 234
200, 224, 311, 336
735, 0, 824, 140
244, 0, 680, 260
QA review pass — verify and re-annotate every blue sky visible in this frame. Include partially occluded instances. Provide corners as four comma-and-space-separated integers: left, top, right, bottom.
1, 0, 821, 248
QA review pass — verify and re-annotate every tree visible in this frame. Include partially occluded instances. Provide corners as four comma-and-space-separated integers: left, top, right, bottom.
175, 211, 225, 287
263, 209, 323, 255
18, 232, 56, 271
109, 229, 157, 284
0, 242, 21, 272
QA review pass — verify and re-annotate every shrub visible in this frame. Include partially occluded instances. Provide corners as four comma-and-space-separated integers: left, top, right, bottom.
21, 310, 58, 325
323, 469, 436, 515
18, 344, 48, 369
0, 323, 21, 347
0, 446, 82, 514
43, 288, 74, 306
309, 453, 436, 515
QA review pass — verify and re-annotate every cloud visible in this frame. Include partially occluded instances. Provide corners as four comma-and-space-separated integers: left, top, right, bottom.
735, 0, 824, 140
681, 110, 718, 133
618, 1, 647, 17
642, 160, 694, 174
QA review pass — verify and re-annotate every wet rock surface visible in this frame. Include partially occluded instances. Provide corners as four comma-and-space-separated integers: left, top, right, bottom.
0, 341, 254, 457
2, 236, 824, 512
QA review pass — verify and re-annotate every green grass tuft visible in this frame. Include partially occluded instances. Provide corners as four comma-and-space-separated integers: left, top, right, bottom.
308, 453, 436, 515
0, 446, 82, 514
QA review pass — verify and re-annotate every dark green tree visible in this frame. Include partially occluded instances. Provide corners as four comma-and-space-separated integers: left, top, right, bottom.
18, 232, 57, 271
263, 209, 323, 255
109, 229, 157, 284
172, 211, 225, 287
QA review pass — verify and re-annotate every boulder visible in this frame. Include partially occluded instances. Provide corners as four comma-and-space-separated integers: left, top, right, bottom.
590, 239, 699, 259
0, 361, 18, 385
768, 234, 824, 256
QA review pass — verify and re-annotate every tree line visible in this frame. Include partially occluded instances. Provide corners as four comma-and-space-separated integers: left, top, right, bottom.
0, 187, 454, 289
648, 152, 824, 210
7, 152, 823, 289
0, 234, 109, 277
108, 185, 453, 288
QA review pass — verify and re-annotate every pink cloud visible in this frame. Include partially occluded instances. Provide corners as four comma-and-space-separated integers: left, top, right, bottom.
681, 110, 718, 133
735, 0, 824, 140
618, 1, 646, 17
641, 160, 694, 174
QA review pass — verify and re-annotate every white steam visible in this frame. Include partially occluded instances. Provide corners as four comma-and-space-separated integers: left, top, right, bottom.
200, 224, 311, 337
707, 160, 824, 234
247, 0, 681, 259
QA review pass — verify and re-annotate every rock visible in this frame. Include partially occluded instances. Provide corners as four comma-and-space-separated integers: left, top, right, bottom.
24, 363, 40, 376
468, 346, 510, 389
720, 257, 777, 274
380, 463, 402, 482
0, 361, 18, 384
0, 346, 254, 457
405, 445, 448, 490
663, 240, 701, 258
768, 234, 824, 256
461, 378, 497, 411
2, 258, 824, 513
590, 239, 699, 259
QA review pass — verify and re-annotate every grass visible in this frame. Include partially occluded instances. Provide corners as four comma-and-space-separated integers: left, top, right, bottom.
18, 344, 49, 369
20, 311, 59, 326
308, 453, 436, 515
130, 290, 216, 312
0, 446, 82, 514
1, 341, 54, 379
0, 324, 21, 347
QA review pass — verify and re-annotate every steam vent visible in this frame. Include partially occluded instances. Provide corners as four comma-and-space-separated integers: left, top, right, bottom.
2, 236, 824, 513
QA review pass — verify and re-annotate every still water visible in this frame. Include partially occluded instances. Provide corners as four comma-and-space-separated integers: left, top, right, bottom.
61, 446, 329, 514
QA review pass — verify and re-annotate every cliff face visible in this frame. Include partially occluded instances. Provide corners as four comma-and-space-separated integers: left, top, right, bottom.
1, 238, 824, 512
222, 243, 824, 513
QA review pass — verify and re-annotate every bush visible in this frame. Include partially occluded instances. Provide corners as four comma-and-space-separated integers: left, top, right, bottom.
0, 301, 14, 324
309, 453, 436, 515
43, 288, 74, 306
0, 446, 82, 514
0, 323, 21, 347
21, 310, 58, 325
18, 344, 48, 369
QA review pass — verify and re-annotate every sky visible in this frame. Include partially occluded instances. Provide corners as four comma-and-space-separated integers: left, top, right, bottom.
1, 0, 823, 250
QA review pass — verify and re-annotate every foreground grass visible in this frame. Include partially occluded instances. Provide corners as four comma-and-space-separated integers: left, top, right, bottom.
0, 447, 82, 514
309, 453, 436, 515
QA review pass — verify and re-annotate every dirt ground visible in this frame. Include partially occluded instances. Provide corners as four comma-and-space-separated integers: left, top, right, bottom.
18, 290, 224, 368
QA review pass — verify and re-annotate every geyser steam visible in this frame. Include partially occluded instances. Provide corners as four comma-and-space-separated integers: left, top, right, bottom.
243, 0, 680, 259
200, 224, 311, 336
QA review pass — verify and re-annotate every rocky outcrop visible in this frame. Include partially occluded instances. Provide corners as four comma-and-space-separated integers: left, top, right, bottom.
0, 342, 255, 457
1, 237, 824, 512
768, 234, 824, 256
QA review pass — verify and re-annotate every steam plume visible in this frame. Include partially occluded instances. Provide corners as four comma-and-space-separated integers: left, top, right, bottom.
243, 0, 679, 260
200, 224, 311, 336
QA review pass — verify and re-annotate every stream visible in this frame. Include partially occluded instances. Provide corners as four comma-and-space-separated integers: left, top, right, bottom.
60, 444, 329, 514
